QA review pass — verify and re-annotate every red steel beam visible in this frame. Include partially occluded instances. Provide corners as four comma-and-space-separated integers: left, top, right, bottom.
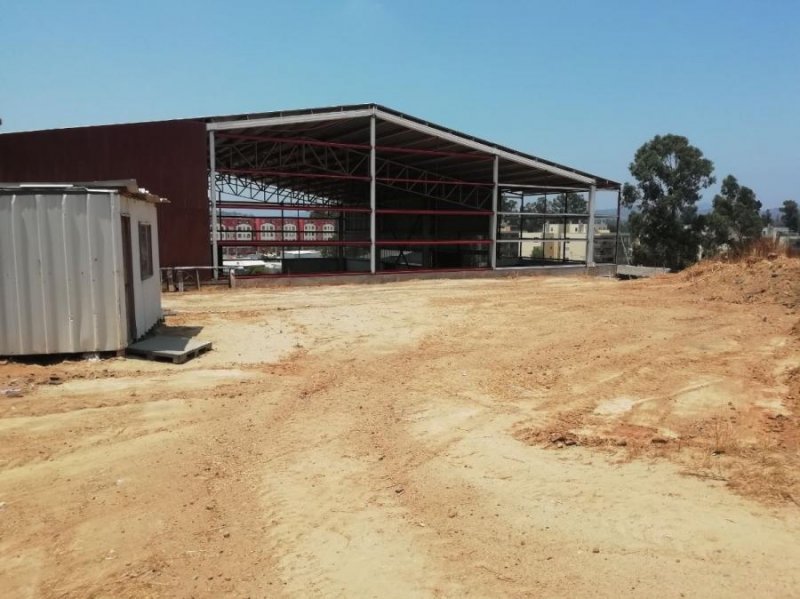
377, 176, 492, 187
218, 202, 371, 213
235, 266, 491, 280
376, 209, 492, 216
376, 146, 492, 160
217, 132, 369, 151
380, 266, 490, 273
221, 168, 489, 186
218, 168, 371, 182
217, 205, 490, 215
216, 132, 492, 160
375, 239, 492, 246
220, 169, 491, 187
220, 240, 370, 247
222, 240, 490, 247
236, 271, 354, 279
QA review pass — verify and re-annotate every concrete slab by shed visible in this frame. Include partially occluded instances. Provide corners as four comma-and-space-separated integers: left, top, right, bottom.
127, 335, 212, 364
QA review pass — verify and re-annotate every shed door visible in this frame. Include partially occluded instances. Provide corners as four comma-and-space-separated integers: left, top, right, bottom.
120, 215, 137, 342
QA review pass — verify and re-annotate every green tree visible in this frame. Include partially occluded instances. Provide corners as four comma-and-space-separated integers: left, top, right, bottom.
500, 195, 518, 213
706, 175, 762, 251
508, 194, 587, 231
499, 195, 519, 230
779, 200, 799, 233
508, 194, 585, 214
761, 209, 773, 226
621, 134, 715, 270
550, 192, 587, 214
518, 196, 546, 232
521, 196, 547, 213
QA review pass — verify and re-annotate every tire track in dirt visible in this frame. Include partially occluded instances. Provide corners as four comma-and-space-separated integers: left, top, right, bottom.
252, 321, 800, 598
247, 278, 800, 597
3, 267, 800, 597
0, 369, 296, 598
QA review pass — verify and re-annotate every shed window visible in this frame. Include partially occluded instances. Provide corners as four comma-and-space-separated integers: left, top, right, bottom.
139, 223, 154, 280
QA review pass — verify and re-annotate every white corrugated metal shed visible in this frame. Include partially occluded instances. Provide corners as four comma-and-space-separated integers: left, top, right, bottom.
0, 181, 166, 356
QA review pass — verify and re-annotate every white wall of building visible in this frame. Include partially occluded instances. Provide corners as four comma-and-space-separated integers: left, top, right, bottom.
120, 195, 162, 339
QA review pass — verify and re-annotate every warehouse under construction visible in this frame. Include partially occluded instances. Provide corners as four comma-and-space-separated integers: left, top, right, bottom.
0, 103, 621, 280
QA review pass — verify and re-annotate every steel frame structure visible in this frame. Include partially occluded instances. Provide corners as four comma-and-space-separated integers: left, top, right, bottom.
206, 104, 618, 278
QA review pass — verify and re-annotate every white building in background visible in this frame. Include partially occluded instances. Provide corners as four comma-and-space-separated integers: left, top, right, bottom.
0, 181, 167, 356
763, 225, 800, 249
511, 221, 616, 262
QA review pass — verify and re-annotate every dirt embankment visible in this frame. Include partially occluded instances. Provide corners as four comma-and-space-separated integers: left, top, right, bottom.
517, 256, 800, 505
677, 255, 800, 309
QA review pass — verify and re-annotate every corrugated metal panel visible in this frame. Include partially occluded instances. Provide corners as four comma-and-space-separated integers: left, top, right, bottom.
0, 189, 126, 355
0, 120, 209, 267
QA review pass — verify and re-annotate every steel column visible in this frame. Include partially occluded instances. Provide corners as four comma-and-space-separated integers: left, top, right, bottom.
613, 188, 622, 267
490, 155, 499, 269
209, 130, 218, 277
586, 184, 597, 267
519, 193, 525, 259
369, 115, 377, 274
562, 193, 568, 263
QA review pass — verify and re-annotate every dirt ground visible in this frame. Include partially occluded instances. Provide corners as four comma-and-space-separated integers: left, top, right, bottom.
1, 258, 799, 598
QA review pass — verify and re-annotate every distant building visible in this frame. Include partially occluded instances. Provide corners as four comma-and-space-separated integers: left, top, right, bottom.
593, 231, 618, 263
215, 215, 337, 257
506, 221, 617, 263
763, 225, 800, 249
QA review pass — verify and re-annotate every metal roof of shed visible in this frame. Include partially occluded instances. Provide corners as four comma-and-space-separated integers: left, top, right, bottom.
0, 180, 169, 203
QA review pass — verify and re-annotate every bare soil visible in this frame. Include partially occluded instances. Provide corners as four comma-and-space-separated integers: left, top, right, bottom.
1, 259, 799, 598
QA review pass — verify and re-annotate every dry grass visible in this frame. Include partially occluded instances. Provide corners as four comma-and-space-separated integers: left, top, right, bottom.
746, 237, 795, 259
683, 239, 797, 285
516, 399, 800, 506
720, 237, 798, 261
709, 415, 738, 455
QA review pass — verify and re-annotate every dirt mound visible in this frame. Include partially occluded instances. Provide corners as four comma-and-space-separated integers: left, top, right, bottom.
677, 255, 800, 308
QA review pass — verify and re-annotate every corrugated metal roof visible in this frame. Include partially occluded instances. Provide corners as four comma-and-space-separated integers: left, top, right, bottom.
1, 180, 169, 204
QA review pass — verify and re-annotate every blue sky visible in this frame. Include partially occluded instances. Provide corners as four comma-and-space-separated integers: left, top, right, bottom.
2, 0, 798, 210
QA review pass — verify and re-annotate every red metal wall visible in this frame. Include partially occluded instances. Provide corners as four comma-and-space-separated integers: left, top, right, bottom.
0, 119, 209, 267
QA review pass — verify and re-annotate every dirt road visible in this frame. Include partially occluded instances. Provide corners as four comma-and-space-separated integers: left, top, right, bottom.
1, 262, 799, 598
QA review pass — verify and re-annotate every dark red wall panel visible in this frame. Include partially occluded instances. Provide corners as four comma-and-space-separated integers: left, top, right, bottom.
0, 120, 209, 267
